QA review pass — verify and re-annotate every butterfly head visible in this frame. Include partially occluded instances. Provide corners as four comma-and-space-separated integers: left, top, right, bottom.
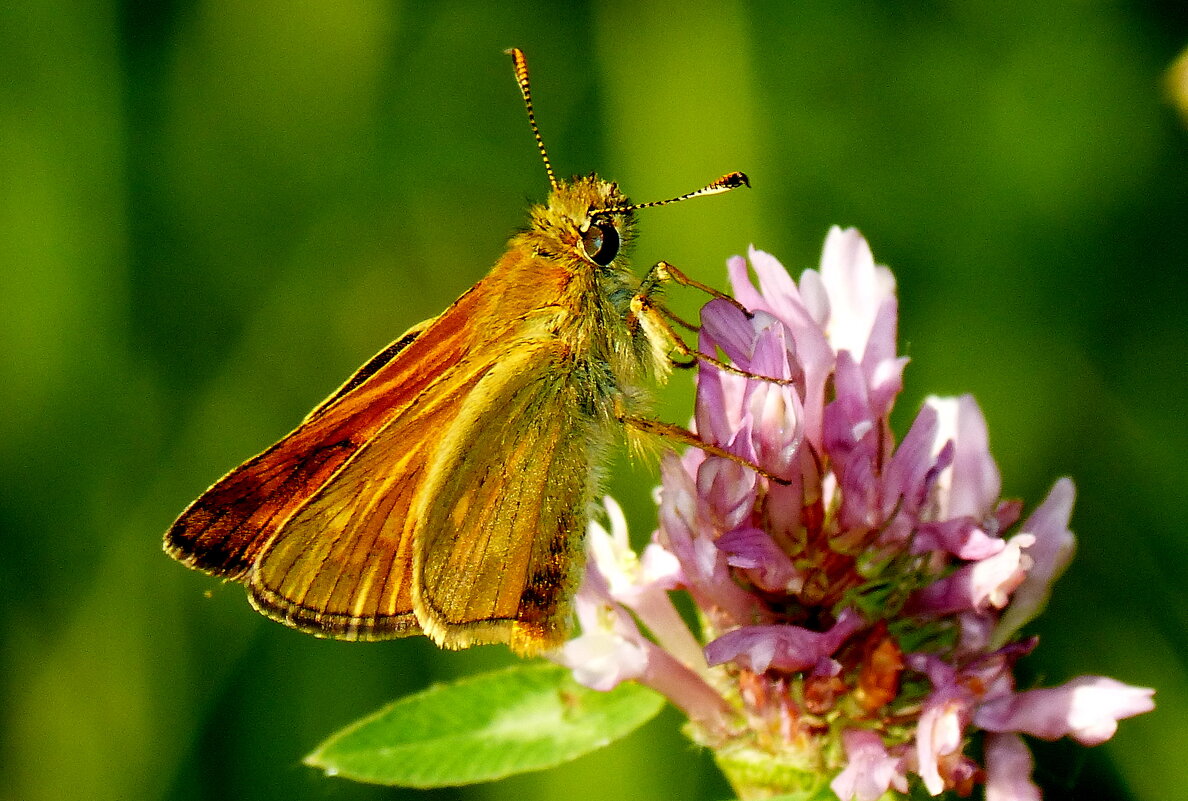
528, 175, 636, 270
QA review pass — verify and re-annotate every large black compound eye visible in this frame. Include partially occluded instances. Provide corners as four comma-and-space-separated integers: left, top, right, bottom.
579, 219, 620, 266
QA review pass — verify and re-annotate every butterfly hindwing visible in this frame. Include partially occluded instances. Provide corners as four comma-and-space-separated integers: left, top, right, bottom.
411, 336, 598, 654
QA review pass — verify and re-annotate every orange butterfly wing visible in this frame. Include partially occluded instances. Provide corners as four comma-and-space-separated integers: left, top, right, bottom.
409, 335, 594, 653
246, 358, 484, 638
167, 244, 602, 650
245, 331, 593, 650
164, 282, 489, 624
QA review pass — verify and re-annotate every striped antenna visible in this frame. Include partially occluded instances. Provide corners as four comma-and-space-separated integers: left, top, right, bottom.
506, 48, 558, 191
593, 171, 751, 217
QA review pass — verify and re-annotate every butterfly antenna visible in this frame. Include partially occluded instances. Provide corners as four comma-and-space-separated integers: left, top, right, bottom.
593, 171, 751, 217
506, 48, 558, 191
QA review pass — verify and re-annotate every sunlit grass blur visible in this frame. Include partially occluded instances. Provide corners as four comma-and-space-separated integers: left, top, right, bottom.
2, 3, 1185, 801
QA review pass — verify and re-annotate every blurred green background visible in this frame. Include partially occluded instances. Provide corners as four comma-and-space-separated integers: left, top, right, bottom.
2, 2, 1186, 800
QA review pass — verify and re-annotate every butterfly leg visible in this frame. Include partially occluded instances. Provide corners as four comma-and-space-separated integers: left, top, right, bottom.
618, 408, 791, 485
629, 262, 796, 386
634, 263, 703, 333
638, 260, 752, 317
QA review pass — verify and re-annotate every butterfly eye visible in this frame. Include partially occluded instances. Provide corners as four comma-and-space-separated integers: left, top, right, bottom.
579, 219, 620, 266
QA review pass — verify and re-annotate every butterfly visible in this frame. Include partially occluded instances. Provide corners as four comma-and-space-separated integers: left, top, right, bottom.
164, 48, 751, 656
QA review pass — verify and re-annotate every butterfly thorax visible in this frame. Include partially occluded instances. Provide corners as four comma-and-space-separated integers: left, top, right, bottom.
482, 175, 668, 425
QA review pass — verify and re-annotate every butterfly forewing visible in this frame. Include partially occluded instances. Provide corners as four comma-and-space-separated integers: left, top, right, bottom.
247, 360, 486, 639
164, 282, 489, 581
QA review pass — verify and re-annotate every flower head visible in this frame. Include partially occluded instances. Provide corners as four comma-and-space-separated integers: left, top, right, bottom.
559, 228, 1153, 799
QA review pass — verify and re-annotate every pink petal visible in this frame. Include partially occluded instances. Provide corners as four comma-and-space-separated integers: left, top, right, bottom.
823, 350, 874, 460
861, 298, 905, 420
704, 608, 864, 673
912, 534, 1032, 615
716, 526, 802, 593
818, 226, 897, 364
559, 627, 648, 691
831, 729, 906, 801
747, 245, 834, 448
984, 733, 1040, 801
696, 456, 758, 532
694, 359, 747, 446
883, 403, 940, 517
915, 691, 968, 795
700, 297, 759, 365
927, 395, 1001, 520
745, 366, 804, 476
796, 265, 830, 327
747, 315, 797, 378
993, 478, 1077, 647
913, 517, 1006, 561
656, 454, 759, 625
726, 254, 765, 312
975, 676, 1155, 746
749, 246, 812, 325
557, 580, 649, 691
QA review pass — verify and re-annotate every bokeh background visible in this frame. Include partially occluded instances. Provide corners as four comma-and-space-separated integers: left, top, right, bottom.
3, 2, 1186, 800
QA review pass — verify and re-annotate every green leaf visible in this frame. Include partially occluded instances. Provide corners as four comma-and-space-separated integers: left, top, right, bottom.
305, 661, 665, 787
